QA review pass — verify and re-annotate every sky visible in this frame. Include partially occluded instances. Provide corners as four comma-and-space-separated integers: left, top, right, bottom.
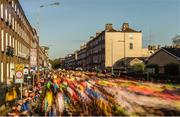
19, 0, 180, 59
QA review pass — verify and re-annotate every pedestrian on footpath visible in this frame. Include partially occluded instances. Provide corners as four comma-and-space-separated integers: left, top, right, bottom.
5, 87, 17, 107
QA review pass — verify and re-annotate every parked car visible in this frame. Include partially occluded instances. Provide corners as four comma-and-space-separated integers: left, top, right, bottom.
75, 67, 83, 71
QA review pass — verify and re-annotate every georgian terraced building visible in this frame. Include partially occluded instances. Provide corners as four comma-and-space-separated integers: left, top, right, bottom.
77, 44, 87, 69
86, 23, 144, 71
0, 0, 38, 85
63, 23, 152, 71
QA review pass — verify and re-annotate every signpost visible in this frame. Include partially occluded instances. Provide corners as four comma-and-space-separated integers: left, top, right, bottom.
15, 64, 24, 99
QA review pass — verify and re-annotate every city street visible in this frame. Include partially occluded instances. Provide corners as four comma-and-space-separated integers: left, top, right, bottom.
7, 70, 179, 116
0, 0, 180, 116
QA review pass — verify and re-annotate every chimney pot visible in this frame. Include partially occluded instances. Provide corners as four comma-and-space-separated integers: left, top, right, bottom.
105, 23, 113, 31
122, 23, 129, 31
96, 32, 100, 37
89, 36, 94, 40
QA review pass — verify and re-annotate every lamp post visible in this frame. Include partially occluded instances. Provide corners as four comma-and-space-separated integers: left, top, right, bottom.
110, 39, 114, 75
111, 39, 125, 75
36, 2, 60, 80
124, 32, 126, 72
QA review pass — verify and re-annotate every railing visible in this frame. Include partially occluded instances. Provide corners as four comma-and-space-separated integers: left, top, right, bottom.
120, 73, 180, 84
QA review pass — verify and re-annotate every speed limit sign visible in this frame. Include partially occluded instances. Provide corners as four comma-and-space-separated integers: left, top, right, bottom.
16, 71, 23, 78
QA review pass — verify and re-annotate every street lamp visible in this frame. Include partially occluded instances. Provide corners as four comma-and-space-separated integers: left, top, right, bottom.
40, 2, 60, 8
110, 37, 126, 76
36, 2, 60, 80
110, 39, 114, 75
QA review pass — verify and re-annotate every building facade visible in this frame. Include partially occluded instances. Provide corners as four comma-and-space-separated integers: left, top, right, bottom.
148, 47, 180, 74
39, 46, 50, 68
77, 44, 86, 69
86, 23, 143, 71
62, 23, 152, 71
0, 0, 38, 84
64, 51, 78, 70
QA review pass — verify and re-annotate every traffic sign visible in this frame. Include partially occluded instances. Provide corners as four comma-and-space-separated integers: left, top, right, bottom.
16, 71, 23, 78
15, 79, 24, 83
24, 68, 29, 75
15, 64, 24, 83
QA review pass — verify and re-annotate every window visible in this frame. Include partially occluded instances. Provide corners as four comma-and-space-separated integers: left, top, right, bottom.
12, 37, 14, 48
129, 43, 133, 50
9, 13, 11, 26
15, 4, 17, 12
129, 33, 133, 39
7, 63, 9, 80
12, 17, 14, 30
15, 20, 17, 32
9, 35, 11, 46
15, 40, 17, 56
5, 8, 7, 22
12, 0, 14, 8
1, 30, 4, 51
6, 33, 8, 46
17, 9, 19, 16
18, 41, 20, 56
1, 4, 3, 19
1, 62, 3, 83
10, 62, 14, 79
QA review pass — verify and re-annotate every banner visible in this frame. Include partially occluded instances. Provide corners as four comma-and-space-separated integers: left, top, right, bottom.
30, 49, 37, 67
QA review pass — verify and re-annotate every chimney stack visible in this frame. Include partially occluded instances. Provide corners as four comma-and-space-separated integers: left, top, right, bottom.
122, 23, 129, 31
89, 36, 94, 40
105, 23, 113, 31
96, 32, 100, 37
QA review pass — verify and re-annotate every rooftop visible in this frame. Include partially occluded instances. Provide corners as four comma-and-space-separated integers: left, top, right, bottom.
163, 47, 180, 59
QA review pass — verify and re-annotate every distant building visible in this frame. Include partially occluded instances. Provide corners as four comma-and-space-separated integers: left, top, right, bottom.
62, 22, 154, 71
148, 47, 180, 73
64, 51, 78, 70
85, 23, 144, 71
40, 46, 50, 68
59, 58, 65, 69
77, 44, 86, 69
142, 45, 160, 57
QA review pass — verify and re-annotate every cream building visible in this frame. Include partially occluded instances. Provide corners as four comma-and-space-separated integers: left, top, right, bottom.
86, 23, 148, 71
105, 23, 142, 68
63, 23, 152, 71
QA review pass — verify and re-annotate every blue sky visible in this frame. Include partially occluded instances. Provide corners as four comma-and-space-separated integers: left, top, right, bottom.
19, 0, 180, 59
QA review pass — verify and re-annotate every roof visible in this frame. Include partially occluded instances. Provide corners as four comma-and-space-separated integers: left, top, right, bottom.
163, 47, 180, 59
122, 27, 140, 32
148, 47, 180, 61
106, 28, 117, 32
114, 57, 147, 68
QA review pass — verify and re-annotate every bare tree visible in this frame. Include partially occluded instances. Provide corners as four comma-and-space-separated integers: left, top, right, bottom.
172, 35, 180, 47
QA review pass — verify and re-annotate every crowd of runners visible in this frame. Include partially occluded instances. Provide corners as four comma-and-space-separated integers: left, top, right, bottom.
6, 70, 115, 116
6, 69, 180, 116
